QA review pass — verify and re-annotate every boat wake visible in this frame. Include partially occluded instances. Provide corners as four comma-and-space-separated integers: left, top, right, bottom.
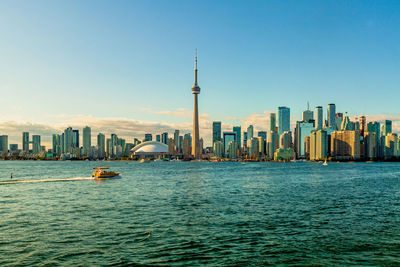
0, 177, 94, 185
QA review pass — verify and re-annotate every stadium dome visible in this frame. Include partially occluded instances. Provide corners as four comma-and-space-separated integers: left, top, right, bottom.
130, 141, 168, 154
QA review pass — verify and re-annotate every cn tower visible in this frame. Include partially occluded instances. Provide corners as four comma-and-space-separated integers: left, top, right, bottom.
191, 49, 201, 159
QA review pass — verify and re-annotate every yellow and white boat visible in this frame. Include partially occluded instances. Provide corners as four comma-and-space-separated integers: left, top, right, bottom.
92, 167, 120, 178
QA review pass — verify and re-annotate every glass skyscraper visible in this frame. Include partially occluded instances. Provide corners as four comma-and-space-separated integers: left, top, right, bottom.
278, 107, 290, 136
233, 126, 241, 149
212, 121, 222, 145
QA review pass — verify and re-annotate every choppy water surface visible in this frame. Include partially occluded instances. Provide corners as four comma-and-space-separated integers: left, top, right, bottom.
0, 161, 399, 265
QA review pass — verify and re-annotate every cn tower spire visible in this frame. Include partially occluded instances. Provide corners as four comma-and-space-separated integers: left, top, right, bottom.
191, 49, 201, 159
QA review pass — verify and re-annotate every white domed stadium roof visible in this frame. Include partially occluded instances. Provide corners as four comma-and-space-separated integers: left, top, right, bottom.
131, 141, 168, 153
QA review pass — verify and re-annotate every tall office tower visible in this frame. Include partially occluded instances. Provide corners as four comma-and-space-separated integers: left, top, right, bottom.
248, 137, 260, 158
364, 132, 377, 159
315, 106, 323, 130
22, 132, 29, 151
0, 135, 8, 153
302, 102, 314, 123
327, 104, 336, 128
223, 132, 236, 156
267, 131, 279, 159
270, 113, 276, 132
335, 113, 343, 130
60, 133, 65, 153
168, 138, 176, 155
258, 131, 267, 139
161, 132, 168, 144
144, 134, 152, 142
156, 135, 161, 142
52, 134, 61, 155
384, 133, 398, 159
279, 131, 292, 150
72, 129, 79, 148
278, 107, 290, 136
381, 120, 392, 136
295, 121, 314, 158
178, 136, 183, 152
83, 126, 91, 157
64, 127, 73, 153
233, 126, 241, 149
331, 131, 361, 160
191, 50, 201, 159
341, 112, 351, 131
367, 122, 380, 157
106, 138, 111, 157
182, 134, 191, 158
247, 125, 254, 140
213, 141, 224, 157
257, 136, 266, 156
310, 130, 327, 160
243, 132, 248, 148
360, 116, 366, 137
227, 141, 239, 159
212, 121, 222, 145
97, 133, 105, 158
32, 135, 41, 154
174, 130, 180, 151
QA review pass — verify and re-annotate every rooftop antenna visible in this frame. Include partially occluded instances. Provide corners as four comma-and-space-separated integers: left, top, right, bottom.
307, 101, 310, 111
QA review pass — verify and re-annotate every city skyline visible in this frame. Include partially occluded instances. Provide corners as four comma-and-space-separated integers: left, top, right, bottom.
1, 1, 400, 147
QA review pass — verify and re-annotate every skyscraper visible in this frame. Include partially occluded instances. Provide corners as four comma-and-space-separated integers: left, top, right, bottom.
302, 102, 313, 123
161, 132, 168, 144
212, 121, 222, 145
191, 50, 201, 159
83, 126, 91, 157
315, 106, 323, 130
97, 133, 105, 158
64, 127, 73, 153
0, 135, 8, 153
144, 134, 153, 142
72, 129, 79, 148
22, 132, 29, 151
327, 104, 336, 129
32, 135, 41, 154
223, 132, 236, 156
270, 113, 276, 132
278, 107, 290, 136
174, 130, 179, 151
247, 125, 254, 140
233, 126, 241, 149
381, 120, 392, 136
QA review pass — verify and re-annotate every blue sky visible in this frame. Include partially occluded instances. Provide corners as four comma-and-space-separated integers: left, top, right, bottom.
0, 0, 399, 146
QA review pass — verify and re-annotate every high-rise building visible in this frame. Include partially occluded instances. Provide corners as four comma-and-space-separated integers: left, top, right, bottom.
364, 132, 377, 159
381, 120, 392, 136
72, 129, 79, 148
278, 107, 290, 136
367, 122, 380, 157
247, 125, 254, 140
97, 133, 105, 158
0, 135, 8, 153
327, 104, 336, 129
227, 141, 239, 159
223, 132, 236, 156
267, 131, 279, 159
32, 135, 41, 154
335, 113, 343, 131
243, 132, 248, 148
248, 137, 259, 158
213, 141, 224, 158
178, 136, 183, 152
144, 134, 153, 142
168, 138, 176, 156
257, 136, 266, 156
64, 127, 73, 153
310, 130, 327, 160
156, 135, 161, 142
161, 132, 168, 145
302, 103, 313, 123
279, 131, 292, 150
9, 144, 18, 152
331, 131, 361, 160
295, 121, 314, 158
212, 121, 222, 145
174, 130, 179, 151
83, 126, 91, 157
270, 113, 276, 132
233, 126, 241, 149
315, 106, 323, 130
52, 134, 62, 155
22, 132, 29, 151
191, 50, 201, 159
384, 133, 398, 159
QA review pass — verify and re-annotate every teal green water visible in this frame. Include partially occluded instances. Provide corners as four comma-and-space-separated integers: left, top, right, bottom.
0, 161, 399, 265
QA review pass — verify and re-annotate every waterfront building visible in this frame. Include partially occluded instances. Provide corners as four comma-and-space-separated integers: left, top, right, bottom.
367, 122, 380, 157
310, 130, 327, 161
174, 130, 180, 151
267, 131, 279, 159
280, 131, 292, 150
97, 133, 105, 158
52, 134, 62, 155
270, 113, 277, 132
233, 126, 241, 149
278, 107, 290, 136
168, 138, 175, 156
364, 132, 377, 159
223, 132, 236, 156
32, 135, 41, 154
227, 141, 239, 159
335, 113, 343, 131
144, 134, 153, 142
0, 135, 8, 153
22, 132, 29, 151
257, 136, 266, 156
360, 116, 366, 137
331, 131, 361, 160
64, 127, 73, 153
156, 135, 161, 142
178, 136, 183, 152
182, 135, 191, 158
191, 50, 201, 159
248, 137, 259, 158
258, 131, 267, 139
213, 141, 224, 157
9, 144, 18, 152
384, 133, 398, 159
295, 121, 314, 158
305, 136, 311, 157
327, 104, 336, 129
302, 103, 314, 123
106, 138, 111, 157
315, 106, 323, 130
341, 113, 351, 131
243, 132, 248, 149
130, 141, 168, 159
83, 126, 91, 157
212, 121, 222, 145
274, 148, 295, 161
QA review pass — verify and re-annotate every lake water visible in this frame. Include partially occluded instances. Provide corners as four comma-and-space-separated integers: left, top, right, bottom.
0, 161, 399, 265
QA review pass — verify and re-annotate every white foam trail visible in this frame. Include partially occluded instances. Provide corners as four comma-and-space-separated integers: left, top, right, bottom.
0, 177, 94, 185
